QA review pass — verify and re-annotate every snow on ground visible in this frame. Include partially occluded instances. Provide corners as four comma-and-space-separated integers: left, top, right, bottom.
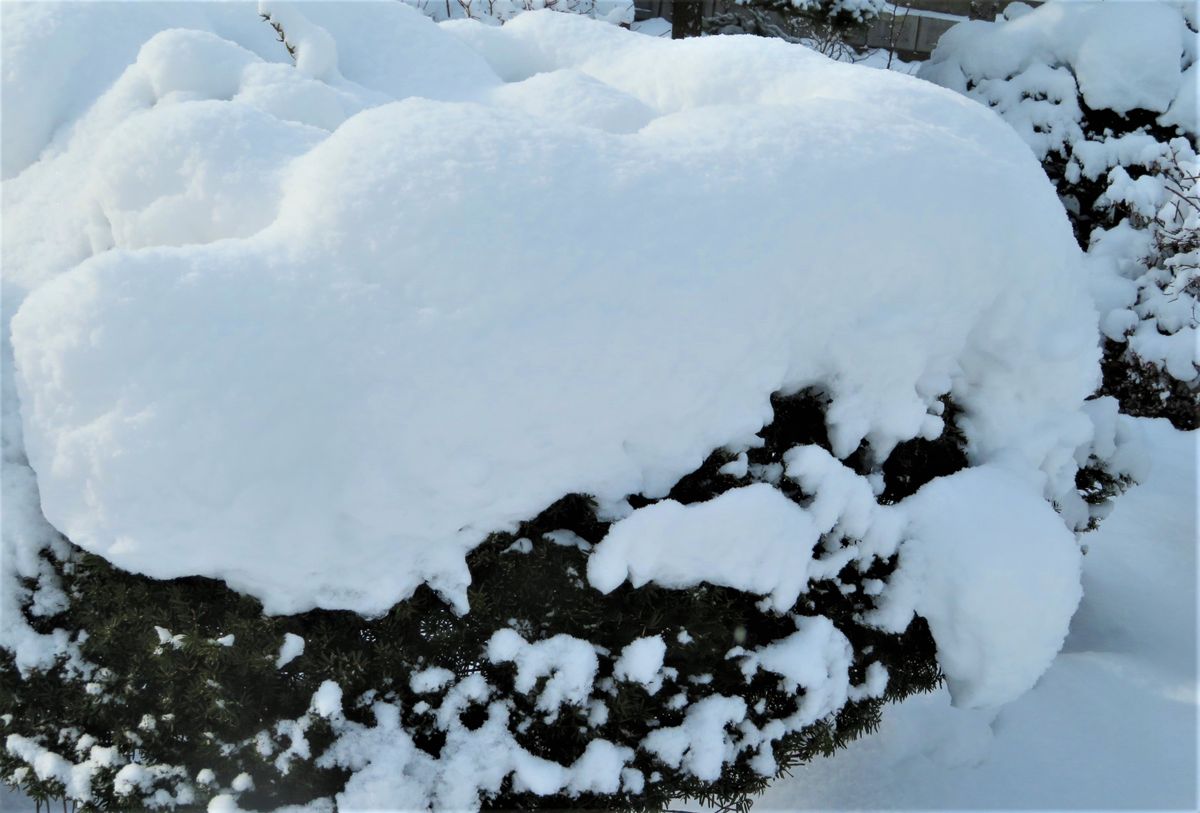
758, 418, 1198, 810
850, 47, 922, 74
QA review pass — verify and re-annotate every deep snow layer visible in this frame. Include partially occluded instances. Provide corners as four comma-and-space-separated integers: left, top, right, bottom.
759, 418, 1198, 810
5, 2, 1102, 627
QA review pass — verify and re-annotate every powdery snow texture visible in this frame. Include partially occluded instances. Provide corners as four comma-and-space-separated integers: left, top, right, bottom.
919, 1, 1198, 391
0, 2, 1136, 808
10, 5, 1100, 624
874, 464, 1082, 708
759, 419, 1196, 810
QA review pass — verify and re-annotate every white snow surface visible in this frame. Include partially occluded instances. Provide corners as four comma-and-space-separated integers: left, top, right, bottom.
591, 445, 1089, 709
275, 633, 306, 669
734, 615, 852, 702
409, 667, 456, 694
612, 635, 668, 694
400, 0, 635, 27
873, 464, 1083, 708
6, 0, 1101, 687
588, 484, 824, 612
760, 419, 1198, 810
310, 681, 344, 719
641, 694, 748, 782
486, 630, 599, 715
919, 1, 1199, 393
919, 0, 1193, 118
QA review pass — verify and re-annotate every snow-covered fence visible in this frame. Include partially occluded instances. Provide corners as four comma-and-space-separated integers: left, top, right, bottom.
636, 0, 1040, 59
853, 2, 966, 58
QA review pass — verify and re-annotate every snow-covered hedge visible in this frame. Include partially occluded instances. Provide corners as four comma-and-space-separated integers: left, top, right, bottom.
920, 0, 1199, 428
2, 1, 1138, 809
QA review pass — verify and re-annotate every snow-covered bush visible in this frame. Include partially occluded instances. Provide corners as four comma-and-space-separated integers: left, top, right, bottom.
920, 0, 1199, 428
2, 1, 1137, 809
1093, 140, 1199, 428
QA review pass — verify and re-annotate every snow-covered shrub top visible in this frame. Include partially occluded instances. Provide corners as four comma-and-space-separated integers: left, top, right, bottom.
919, 0, 1198, 412
6, 0, 1099, 621
0, 2, 1152, 807
1, 5, 1143, 762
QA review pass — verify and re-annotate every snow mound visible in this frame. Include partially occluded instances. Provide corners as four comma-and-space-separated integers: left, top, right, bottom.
0, 2, 276, 181
872, 465, 1083, 708
591, 447, 1084, 709
8, 6, 1100, 706
257, 1, 498, 99
733, 615, 852, 709
641, 694, 747, 782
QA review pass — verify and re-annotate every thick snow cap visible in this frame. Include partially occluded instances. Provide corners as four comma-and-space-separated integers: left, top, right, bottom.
8, 0, 1097, 696
919, 0, 1194, 120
